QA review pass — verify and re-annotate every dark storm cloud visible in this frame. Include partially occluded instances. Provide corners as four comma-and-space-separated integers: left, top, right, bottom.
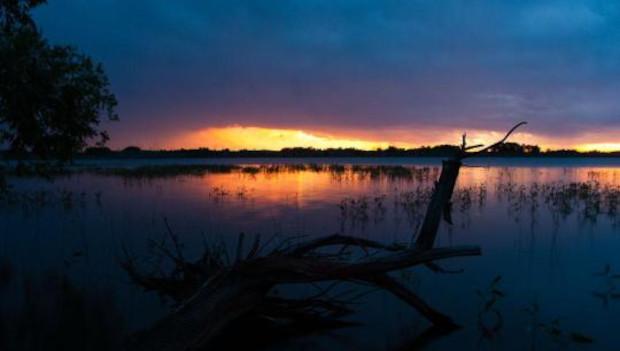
34, 0, 620, 146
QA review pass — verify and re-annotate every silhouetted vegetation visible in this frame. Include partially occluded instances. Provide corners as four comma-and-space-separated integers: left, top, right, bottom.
25, 143, 618, 160
0, 0, 117, 162
84, 146, 114, 157
121, 146, 142, 153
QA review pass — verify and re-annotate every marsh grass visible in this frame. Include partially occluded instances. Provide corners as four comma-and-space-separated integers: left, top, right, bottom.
476, 275, 505, 341
523, 302, 594, 347
336, 184, 488, 235
592, 264, 620, 307
496, 180, 620, 225
79, 163, 440, 182
4, 164, 620, 231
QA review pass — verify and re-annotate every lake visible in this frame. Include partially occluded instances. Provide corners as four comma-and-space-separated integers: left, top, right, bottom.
2, 157, 620, 350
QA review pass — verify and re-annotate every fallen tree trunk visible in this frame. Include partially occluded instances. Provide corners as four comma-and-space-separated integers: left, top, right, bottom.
126, 242, 480, 351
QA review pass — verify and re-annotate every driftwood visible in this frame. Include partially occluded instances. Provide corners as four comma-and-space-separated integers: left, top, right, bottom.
124, 239, 479, 351
123, 122, 527, 351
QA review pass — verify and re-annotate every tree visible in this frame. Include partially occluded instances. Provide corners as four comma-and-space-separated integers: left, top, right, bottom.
523, 144, 540, 155
84, 146, 112, 156
0, 0, 45, 32
122, 146, 142, 153
0, 0, 118, 161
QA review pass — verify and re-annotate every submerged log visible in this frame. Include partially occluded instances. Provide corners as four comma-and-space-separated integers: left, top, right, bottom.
126, 238, 479, 351
124, 122, 527, 350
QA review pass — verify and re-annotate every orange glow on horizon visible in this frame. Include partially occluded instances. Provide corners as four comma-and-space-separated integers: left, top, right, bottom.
169, 126, 413, 151
574, 143, 620, 153
163, 125, 620, 152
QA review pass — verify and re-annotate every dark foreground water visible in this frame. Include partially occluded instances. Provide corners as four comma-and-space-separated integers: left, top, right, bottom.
2, 157, 620, 350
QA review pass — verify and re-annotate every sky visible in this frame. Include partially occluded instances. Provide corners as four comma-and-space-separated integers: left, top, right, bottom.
34, 0, 620, 151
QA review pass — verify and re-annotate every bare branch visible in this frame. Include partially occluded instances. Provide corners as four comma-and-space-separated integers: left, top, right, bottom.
365, 274, 458, 329
287, 234, 405, 256
463, 143, 484, 151
460, 121, 527, 159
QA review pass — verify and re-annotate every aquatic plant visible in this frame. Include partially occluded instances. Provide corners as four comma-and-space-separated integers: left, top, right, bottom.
592, 264, 620, 307
209, 186, 229, 200
476, 275, 505, 340
489, 179, 620, 227
523, 302, 594, 346
395, 186, 433, 230
339, 196, 370, 223
85, 163, 441, 186
372, 194, 388, 223
542, 181, 620, 224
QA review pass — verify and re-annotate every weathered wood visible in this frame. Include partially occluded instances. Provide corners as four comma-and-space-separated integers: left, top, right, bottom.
415, 159, 462, 250
415, 122, 527, 250
128, 272, 272, 351
126, 241, 480, 350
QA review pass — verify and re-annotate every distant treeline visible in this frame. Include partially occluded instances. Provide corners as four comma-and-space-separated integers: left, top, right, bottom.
3, 142, 620, 159
76, 143, 620, 158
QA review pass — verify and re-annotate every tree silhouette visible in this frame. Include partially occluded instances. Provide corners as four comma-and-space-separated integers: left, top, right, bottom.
0, 0, 118, 161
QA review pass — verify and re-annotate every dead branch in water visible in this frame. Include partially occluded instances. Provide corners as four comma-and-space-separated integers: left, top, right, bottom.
415, 122, 527, 250
123, 233, 479, 351
123, 122, 526, 351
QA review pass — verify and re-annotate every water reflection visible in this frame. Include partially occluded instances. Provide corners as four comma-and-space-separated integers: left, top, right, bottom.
2, 161, 620, 349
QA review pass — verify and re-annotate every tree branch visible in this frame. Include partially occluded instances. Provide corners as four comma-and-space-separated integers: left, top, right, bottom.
459, 121, 527, 159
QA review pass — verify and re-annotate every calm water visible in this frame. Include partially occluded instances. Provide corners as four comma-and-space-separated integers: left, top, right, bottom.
2, 157, 620, 350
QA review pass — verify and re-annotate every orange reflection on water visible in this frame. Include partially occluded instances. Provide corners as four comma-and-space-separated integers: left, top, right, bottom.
180, 166, 432, 212
177, 165, 620, 211
195, 171, 341, 208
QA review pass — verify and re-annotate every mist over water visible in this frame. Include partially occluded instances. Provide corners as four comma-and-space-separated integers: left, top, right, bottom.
2, 158, 620, 350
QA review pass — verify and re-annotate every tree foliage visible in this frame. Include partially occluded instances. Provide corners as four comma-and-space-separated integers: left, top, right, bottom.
0, 0, 118, 160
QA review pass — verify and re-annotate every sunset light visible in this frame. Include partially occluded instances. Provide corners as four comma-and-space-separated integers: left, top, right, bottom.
164, 126, 606, 152
575, 143, 620, 153
6, 1, 620, 349
171, 126, 413, 151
